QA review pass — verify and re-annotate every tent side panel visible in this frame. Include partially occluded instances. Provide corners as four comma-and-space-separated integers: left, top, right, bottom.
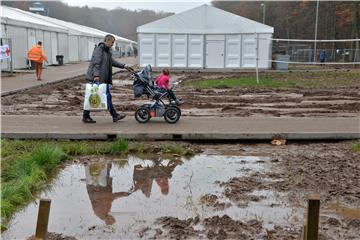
241, 34, 256, 68
188, 34, 203, 68
139, 33, 155, 67
7, 25, 28, 69
50, 32, 58, 64
68, 35, 79, 62
35, 30, 44, 46
156, 34, 170, 67
88, 37, 96, 61
172, 34, 187, 67
43, 31, 52, 65
27, 29, 36, 50
58, 33, 69, 63
1, 24, 9, 70
225, 34, 241, 68
79, 36, 88, 61
258, 33, 272, 69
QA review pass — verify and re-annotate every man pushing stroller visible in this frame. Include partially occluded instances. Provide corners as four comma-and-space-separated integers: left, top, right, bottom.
83, 34, 133, 124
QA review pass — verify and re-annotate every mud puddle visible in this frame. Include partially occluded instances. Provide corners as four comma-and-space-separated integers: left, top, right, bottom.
3, 142, 360, 239
4, 153, 300, 239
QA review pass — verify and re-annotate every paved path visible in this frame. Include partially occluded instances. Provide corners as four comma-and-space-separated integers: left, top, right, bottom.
1, 57, 137, 96
2, 115, 359, 140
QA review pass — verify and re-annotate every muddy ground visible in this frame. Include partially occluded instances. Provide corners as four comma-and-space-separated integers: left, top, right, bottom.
2, 71, 360, 117
5, 142, 360, 240
141, 142, 360, 240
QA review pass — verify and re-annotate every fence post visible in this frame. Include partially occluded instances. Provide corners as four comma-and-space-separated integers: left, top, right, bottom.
256, 33, 259, 84
35, 199, 51, 240
306, 195, 320, 240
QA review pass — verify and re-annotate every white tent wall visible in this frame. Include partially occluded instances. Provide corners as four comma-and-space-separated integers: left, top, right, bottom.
225, 34, 241, 68
156, 34, 171, 67
88, 37, 96, 60
1, 24, 9, 70
241, 34, 256, 68
50, 32, 58, 65
172, 34, 187, 67
188, 34, 204, 68
258, 33, 272, 69
68, 35, 79, 62
35, 30, 44, 47
4, 25, 28, 69
58, 33, 69, 63
27, 29, 36, 51
43, 31, 52, 65
79, 36, 88, 61
139, 33, 155, 67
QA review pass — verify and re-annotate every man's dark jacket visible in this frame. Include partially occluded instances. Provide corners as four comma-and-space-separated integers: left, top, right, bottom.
85, 42, 125, 85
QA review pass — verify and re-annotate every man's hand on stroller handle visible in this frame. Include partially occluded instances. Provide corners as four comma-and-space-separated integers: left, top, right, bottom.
124, 64, 135, 72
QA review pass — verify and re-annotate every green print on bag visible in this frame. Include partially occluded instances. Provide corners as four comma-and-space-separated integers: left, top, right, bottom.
88, 85, 101, 108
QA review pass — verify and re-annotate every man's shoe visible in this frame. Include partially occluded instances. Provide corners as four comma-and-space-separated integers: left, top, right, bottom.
113, 113, 126, 122
82, 117, 96, 123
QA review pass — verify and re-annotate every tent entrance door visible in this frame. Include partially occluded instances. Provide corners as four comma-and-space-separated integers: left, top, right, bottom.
205, 40, 224, 68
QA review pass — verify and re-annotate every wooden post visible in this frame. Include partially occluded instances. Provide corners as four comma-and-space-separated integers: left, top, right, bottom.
306, 195, 320, 240
35, 199, 51, 240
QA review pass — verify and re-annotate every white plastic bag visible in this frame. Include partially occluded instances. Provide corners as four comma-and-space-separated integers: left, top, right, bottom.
83, 83, 108, 111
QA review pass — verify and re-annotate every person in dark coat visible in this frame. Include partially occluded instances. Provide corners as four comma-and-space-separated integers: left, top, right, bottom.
83, 34, 132, 123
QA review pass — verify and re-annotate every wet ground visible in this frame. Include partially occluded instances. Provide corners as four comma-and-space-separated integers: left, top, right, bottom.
3, 142, 359, 239
2, 71, 360, 118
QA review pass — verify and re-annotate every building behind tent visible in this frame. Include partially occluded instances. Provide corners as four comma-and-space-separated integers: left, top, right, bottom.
137, 4, 274, 69
1, 5, 136, 70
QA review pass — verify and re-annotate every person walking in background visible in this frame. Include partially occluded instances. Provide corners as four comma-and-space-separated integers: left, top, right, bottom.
27, 41, 48, 81
320, 50, 327, 64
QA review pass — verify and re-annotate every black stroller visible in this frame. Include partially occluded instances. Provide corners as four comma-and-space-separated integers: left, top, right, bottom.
128, 65, 181, 124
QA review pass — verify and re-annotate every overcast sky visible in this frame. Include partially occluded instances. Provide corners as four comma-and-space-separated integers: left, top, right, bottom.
61, 0, 213, 14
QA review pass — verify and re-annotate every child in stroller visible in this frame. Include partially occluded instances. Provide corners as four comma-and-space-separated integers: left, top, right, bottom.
155, 68, 184, 106
129, 65, 182, 124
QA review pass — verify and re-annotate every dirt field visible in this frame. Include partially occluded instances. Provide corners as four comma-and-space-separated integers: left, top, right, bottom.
2, 71, 360, 118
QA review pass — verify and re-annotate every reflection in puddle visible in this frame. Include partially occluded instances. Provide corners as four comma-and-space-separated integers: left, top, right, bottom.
1, 154, 309, 239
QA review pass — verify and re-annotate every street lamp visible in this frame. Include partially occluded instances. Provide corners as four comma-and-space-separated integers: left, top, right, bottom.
261, 3, 266, 24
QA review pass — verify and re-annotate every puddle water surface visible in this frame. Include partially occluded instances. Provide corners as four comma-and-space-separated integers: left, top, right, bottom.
3, 154, 305, 239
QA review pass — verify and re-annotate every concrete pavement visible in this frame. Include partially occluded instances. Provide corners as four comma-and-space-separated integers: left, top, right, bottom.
1, 115, 359, 140
1, 57, 137, 96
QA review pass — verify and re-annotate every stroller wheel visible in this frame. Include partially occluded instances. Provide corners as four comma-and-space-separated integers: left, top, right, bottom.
135, 107, 151, 123
164, 107, 180, 124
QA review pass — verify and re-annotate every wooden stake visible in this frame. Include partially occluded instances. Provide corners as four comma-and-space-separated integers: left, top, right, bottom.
306, 195, 320, 240
35, 199, 51, 240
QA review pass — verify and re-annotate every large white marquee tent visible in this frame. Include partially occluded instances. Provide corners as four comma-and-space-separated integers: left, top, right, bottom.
137, 5, 274, 69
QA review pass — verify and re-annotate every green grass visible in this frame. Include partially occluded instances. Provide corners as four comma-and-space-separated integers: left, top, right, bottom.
188, 77, 295, 89
352, 141, 360, 153
0, 139, 198, 230
1, 145, 68, 230
186, 71, 360, 89
161, 143, 195, 156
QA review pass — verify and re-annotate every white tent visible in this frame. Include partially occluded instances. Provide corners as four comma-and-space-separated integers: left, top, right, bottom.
6, 6, 135, 63
1, 5, 68, 68
137, 4, 274, 69
1, 5, 136, 69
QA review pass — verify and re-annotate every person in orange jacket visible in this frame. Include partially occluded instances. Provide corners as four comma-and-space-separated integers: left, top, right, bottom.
27, 41, 48, 81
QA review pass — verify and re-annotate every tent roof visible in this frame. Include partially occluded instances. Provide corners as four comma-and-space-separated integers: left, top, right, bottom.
1, 5, 68, 33
137, 4, 274, 34
1, 6, 136, 44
